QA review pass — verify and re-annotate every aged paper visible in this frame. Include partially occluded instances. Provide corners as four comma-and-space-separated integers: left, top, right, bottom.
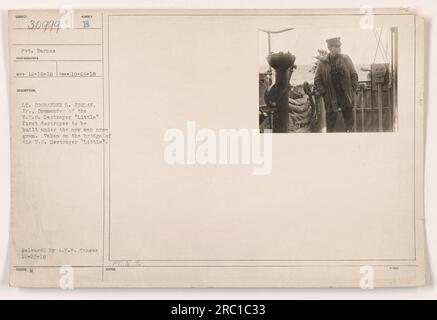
8, 9, 425, 287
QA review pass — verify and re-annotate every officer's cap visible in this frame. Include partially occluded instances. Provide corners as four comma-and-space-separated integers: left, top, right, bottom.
326, 37, 342, 46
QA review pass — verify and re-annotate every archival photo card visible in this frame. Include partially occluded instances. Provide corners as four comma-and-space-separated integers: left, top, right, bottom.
8, 9, 425, 288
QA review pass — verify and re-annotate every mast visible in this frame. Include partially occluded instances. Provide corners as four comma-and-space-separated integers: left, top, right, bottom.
391, 27, 398, 132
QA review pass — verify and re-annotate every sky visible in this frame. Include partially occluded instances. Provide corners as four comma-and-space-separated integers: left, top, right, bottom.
258, 27, 395, 68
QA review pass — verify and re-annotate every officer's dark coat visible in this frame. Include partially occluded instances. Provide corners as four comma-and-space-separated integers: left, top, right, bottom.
314, 53, 359, 113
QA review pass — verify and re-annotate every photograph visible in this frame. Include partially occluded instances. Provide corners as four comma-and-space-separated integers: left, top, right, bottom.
259, 27, 398, 133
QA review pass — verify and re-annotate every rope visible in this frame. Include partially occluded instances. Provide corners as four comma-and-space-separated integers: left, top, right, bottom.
373, 28, 389, 64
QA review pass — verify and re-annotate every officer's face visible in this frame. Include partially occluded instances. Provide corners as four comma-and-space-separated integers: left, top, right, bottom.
329, 44, 341, 56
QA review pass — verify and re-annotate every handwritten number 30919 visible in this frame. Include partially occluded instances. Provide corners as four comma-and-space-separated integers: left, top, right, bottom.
27, 20, 61, 33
